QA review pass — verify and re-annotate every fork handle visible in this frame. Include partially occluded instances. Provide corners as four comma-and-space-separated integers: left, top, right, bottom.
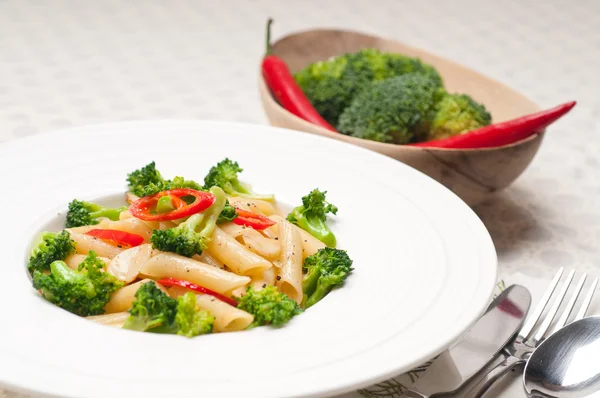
465, 355, 524, 397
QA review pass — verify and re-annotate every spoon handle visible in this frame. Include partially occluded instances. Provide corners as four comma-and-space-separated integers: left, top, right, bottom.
464, 354, 525, 398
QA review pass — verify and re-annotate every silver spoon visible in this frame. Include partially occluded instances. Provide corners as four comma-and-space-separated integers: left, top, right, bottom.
523, 315, 600, 397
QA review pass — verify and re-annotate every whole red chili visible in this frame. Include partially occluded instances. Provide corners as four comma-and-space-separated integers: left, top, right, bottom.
410, 101, 576, 149
261, 19, 337, 132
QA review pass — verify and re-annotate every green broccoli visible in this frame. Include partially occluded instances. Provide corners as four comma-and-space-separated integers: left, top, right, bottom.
127, 162, 203, 197
176, 292, 214, 337
338, 74, 446, 144
287, 189, 338, 247
127, 161, 164, 197
28, 230, 76, 275
428, 93, 492, 141
217, 200, 238, 223
32, 251, 123, 316
203, 158, 274, 201
237, 286, 302, 327
123, 282, 213, 337
123, 281, 178, 332
138, 176, 204, 198
65, 200, 128, 228
150, 186, 227, 257
302, 248, 353, 308
294, 48, 443, 126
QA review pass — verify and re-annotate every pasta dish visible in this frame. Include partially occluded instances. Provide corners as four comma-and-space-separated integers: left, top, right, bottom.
27, 159, 352, 337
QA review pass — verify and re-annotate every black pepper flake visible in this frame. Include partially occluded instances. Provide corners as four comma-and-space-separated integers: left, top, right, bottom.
304, 240, 308, 243
276, 276, 281, 281
262, 283, 266, 288
186, 269, 190, 272
117, 245, 123, 248
247, 203, 251, 207
274, 237, 279, 240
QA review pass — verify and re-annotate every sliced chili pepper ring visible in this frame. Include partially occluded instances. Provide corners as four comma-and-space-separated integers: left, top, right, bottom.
130, 188, 215, 222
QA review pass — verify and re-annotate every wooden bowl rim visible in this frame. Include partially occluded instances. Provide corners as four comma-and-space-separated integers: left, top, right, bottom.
261, 27, 543, 153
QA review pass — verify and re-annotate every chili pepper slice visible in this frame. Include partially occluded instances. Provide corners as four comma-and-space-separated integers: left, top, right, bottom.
410, 101, 576, 149
158, 277, 238, 307
262, 19, 337, 133
130, 188, 215, 222
86, 229, 145, 248
232, 208, 276, 230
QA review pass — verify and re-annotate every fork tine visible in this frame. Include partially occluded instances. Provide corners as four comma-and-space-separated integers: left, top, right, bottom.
518, 267, 564, 340
574, 277, 598, 321
530, 269, 575, 346
550, 273, 587, 335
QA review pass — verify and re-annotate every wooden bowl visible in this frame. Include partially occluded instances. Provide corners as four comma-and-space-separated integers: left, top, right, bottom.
258, 29, 544, 205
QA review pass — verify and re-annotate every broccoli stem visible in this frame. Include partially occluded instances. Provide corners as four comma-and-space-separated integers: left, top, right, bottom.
50, 261, 95, 298
303, 216, 336, 247
302, 268, 321, 298
156, 196, 176, 214
89, 207, 126, 221
200, 186, 227, 236
304, 283, 331, 309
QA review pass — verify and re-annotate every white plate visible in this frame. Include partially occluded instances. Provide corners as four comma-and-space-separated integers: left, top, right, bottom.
0, 121, 496, 398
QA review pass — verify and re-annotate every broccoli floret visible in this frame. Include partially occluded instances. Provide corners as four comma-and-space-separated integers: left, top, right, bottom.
65, 200, 127, 228
203, 158, 274, 201
428, 93, 492, 141
139, 176, 204, 198
150, 186, 227, 257
127, 161, 165, 197
217, 200, 238, 223
123, 281, 178, 332
237, 286, 302, 327
287, 189, 338, 247
302, 248, 353, 308
123, 282, 214, 337
32, 251, 123, 316
338, 74, 446, 144
294, 48, 443, 126
28, 230, 76, 275
176, 292, 214, 337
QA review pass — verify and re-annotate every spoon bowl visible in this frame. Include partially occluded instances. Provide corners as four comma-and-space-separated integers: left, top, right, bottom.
258, 28, 544, 205
524, 316, 600, 397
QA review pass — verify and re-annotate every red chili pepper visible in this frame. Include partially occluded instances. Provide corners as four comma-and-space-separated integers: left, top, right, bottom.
158, 278, 238, 307
410, 101, 576, 149
261, 19, 337, 133
130, 188, 215, 222
86, 229, 145, 248
232, 208, 277, 230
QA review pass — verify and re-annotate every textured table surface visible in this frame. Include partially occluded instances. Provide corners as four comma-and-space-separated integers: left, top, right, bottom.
1, 1, 599, 397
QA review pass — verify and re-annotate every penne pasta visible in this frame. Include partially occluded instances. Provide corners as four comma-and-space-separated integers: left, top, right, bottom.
227, 197, 279, 216
268, 215, 325, 258
251, 267, 276, 291
139, 251, 251, 294
276, 219, 304, 304
67, 230, 124, 259
297, 227, 326, 259
107, 244, 153, 282
104, 279, 165, 314
87, 312, 130, 328
206, 227, 273, 276
219, 223, 281, 260
169, 286, 253, 332
195, 252, 226, 269
64, 253, 110, 270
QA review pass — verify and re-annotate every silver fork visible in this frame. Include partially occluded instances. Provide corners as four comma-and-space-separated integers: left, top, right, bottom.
466, 267, 598, 397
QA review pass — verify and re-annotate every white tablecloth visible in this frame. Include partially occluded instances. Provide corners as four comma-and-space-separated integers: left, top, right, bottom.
1, 1, 599, 397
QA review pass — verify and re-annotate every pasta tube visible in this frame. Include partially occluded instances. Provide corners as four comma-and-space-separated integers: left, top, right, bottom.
276, 219, 303, 304
205, 227, 273, 276
139, 252, 250, 294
